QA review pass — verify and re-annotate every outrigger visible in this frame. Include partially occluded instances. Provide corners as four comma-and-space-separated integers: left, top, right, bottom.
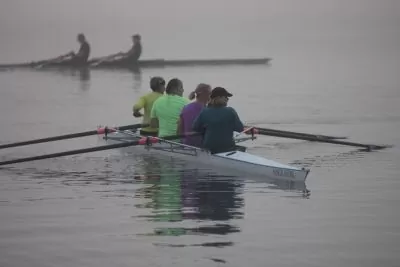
0, 124, 391, 183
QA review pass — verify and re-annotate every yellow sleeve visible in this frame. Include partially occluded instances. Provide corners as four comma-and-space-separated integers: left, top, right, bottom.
133, 96, 146, 112
150, 100, 157, 118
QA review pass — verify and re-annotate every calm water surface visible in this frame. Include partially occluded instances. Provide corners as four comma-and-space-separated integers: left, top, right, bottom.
1, 1, 400, 266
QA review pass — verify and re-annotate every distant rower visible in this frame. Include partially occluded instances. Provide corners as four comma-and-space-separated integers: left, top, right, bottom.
69, 33, 90, 65
119, 34, 142, 63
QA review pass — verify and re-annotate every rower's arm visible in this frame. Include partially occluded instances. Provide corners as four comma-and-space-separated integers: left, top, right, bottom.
150, 118, 159, 128
150, 103, 159, 128
120, 46, 135, 57
192, 112, 204, 132
127, 46, 136, 56
177, 114, 184, 135
231, 108, 244, 132
75, 50, 83, 57
133, 97, 145, 117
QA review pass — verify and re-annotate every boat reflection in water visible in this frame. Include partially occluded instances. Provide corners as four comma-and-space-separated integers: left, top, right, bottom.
31, 65, 143, 91
133, 156, 243, 247
130, 66, 142, 91
133, 155, 308, 248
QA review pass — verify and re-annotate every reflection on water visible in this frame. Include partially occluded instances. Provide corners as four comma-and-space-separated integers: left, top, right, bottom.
129, 155, 310, 250
0, 152, 310, 253
130, 66, 142, 91
133, 156, 244, 244
290, 147, 370, 169
35, 65, 143, 91
21, 65, 146, 92
35, 67, 91, 90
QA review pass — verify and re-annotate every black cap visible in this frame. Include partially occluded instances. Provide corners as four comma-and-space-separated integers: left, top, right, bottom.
150, 76, 165, 90
210, 87, 233, 98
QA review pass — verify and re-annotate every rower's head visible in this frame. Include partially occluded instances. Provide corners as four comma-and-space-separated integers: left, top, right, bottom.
188, 83, 212, 103
132, 34, 141, 44
165, 78, 184, 96
150, 76, 166, 93
208, 87, 232, 107
77, 33, 86, 43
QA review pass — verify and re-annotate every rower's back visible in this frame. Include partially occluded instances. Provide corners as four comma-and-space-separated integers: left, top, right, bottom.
129, 34, 142, 62
133, 76, 165, 135
150, 78, 189, 137
192, 87, 244, 154
134, 91, 163, 133
193, 106, 244, 154
79, 41, 90, 62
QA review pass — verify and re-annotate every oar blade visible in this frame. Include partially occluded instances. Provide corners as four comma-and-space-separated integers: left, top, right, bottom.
253, 128, 391, 151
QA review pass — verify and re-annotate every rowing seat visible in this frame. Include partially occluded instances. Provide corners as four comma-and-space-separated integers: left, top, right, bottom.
235, 145, 247, 152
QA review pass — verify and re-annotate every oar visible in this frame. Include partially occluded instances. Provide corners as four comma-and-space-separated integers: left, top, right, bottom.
250, 128, 391, 151
34, 54, 72, 69
90, 53, 122, 67
0, 140, 144, 166
0, 133, 200, 166
0, 123, 147, 150
247, 126, 347, 140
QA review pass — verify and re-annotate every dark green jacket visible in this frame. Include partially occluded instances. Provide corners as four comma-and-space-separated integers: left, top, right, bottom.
192, 106, 244, 153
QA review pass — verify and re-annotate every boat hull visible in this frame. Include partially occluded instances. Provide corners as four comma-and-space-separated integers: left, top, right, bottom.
104, 131, 310, 182
0, 58, 271, 70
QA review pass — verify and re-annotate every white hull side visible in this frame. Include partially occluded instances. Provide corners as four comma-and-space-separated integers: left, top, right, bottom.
103, 132, 310, 182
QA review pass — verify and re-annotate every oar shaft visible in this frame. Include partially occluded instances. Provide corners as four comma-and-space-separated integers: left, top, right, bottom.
0, 131, 202, 166
253, 127, 346, 140
35, 54, 71, 68
91, 53, 121, 66
0, 140, 141, 166
256, 129, 384, 150
0, 131, 96, 149
0, 123, 146, 149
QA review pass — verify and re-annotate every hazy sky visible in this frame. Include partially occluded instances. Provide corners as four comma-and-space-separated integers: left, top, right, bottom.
0, 0, 399, 62
1, 0, 399, 22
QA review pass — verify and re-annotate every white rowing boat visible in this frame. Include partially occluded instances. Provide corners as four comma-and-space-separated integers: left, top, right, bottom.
101, 129, 311, 182
105, 129, 311, 181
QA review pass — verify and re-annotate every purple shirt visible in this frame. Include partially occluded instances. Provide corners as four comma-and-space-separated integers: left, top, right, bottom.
180, 102, 204, 146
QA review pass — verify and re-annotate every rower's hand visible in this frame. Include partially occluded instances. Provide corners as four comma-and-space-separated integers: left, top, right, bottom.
133, 111, 143, 117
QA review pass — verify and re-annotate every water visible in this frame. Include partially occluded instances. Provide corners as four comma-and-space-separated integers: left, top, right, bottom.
1, 0, 400, 266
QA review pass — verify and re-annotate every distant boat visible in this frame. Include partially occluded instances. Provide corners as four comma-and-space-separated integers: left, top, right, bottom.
0, 57, 272, 70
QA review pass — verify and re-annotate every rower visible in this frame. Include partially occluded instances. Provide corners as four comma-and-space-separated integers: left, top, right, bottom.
192, 87, 244, 154
150, 78, 190, 137
177, 83, 212, 146
119, 34, 142, 64
68, 33, 90, 65
133, 77, 165, 136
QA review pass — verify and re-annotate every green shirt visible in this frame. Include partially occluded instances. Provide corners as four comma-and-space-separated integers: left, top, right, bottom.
151, 95, 190, 137
133, 91, 163, 133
